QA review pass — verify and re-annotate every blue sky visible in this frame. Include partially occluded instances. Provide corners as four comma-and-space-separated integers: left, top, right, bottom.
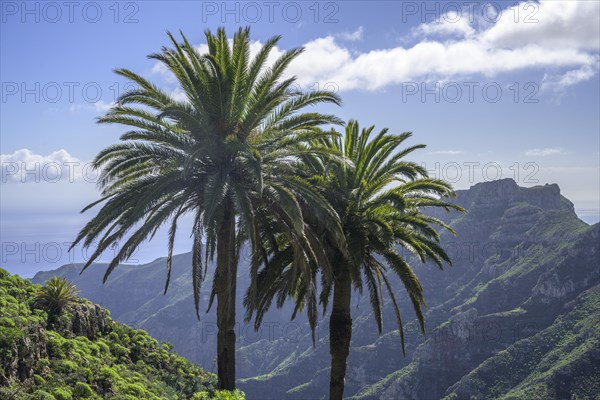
1, 0, 599, 276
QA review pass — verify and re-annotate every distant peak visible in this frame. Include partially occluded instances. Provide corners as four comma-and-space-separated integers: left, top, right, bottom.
468, 178, 518, 190
456, 179, 569, 213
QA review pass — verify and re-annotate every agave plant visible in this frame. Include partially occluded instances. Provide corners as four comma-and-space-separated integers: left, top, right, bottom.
70, 27, 344, 389
34, 276, 79, 316
247, 120, 464, 399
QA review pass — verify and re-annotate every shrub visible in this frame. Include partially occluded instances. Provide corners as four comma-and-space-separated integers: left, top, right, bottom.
55, 360, 77, 374
73, 382, 94, 398
37, 357, 51, 370
31, 389, 56, 400
52, 387, 72, 400
97, 365, 119, 387
192, 390, 246, 400
214, 389, 246, 400
109, 342, 130, 360
121, 383, 147, 397
33, 374, 46, 385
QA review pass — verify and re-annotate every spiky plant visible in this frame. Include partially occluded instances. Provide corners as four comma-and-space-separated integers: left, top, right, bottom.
247, 120, 464, 399
70, 27, 344, 389
34, 276, 79, 316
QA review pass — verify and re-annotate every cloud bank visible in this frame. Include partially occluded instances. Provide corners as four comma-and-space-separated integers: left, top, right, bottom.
152, 1, 598, 93
1, 149, 92, 183
525, 148, 564, 157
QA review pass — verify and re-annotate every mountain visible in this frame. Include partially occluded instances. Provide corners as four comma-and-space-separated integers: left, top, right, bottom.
0, 268, 236, 399
31, 179, 600, 399
443, 284, 600, 400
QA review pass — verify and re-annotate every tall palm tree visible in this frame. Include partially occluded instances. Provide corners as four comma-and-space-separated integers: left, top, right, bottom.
70, 27, 344, 390
247, 120, 463, 399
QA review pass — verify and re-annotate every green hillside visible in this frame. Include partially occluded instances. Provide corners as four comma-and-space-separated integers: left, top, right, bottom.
0, 268, 244, 400
444, 284, 600, 399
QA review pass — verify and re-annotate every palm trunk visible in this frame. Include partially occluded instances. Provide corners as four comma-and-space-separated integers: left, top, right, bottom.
329, 270, 352, 400
216, 201, 237, 390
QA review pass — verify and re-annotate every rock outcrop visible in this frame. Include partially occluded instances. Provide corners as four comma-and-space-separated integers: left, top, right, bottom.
1, 299, 110, 384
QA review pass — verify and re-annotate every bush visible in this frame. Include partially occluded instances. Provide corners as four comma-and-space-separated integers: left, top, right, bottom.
109, 342, 130, 360
52, 387, 72, 400
192, 390, 246, 400
55, 360, 77, 374
33, 374, 46, 386
120, 382, 147, 397
214, 389, 246, 400
32, 389, 56, 400
73, 382, 94, 399
97, 366, 120, 389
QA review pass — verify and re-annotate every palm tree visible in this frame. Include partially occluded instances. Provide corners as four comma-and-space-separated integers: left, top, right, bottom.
70, 27, 344, 390
34, 276, 79, 317
247, 120, 463, 399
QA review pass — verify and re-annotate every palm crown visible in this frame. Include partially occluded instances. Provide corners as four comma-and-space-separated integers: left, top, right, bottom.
249, 120, 463, 351
246, 120, 463, 398
71, 27, 344, 389
329, 121, 462, 345
34, 276, 79, 317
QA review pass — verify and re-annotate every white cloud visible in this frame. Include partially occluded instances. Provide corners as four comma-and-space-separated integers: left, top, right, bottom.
525, 148, 564, 156
151, 61, 170, 78
1, 149, 91, 183
336, 26, 364, 42
94, 100, 114, 112
148, 1, 599, 93
287, 37, 352, 84
169, 88, 188, 103
68, 101, 114, 113
480, 1, 599, 50
290, 1, 598, 90
414, 12, 474, 38
289, 0, 599, 90
428, 150, 464, 155
541, 65, 597, 92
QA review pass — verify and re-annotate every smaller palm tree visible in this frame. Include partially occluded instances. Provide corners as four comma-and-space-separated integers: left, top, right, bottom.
34, 277, 79, 316
247, 120, 465, 400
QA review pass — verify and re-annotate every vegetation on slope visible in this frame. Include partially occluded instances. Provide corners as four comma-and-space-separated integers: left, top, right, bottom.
0, 268, 245, 400
444, 284, 600, 399
29, 181, 599, 399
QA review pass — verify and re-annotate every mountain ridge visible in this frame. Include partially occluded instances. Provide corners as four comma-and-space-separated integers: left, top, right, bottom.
31, 179, 600, 399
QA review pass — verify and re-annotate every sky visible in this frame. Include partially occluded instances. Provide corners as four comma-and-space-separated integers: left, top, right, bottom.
1, 0, 599, 277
